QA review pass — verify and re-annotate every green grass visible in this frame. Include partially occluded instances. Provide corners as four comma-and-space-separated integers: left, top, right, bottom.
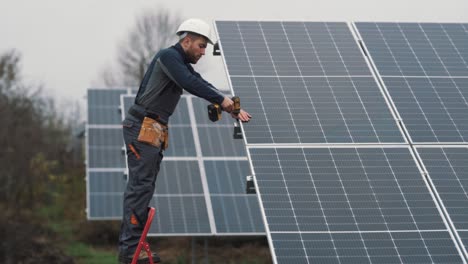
38, 204, 119, 264
66, 242, 116, 264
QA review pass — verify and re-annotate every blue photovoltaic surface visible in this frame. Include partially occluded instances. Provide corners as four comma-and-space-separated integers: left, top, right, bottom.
87, 127, 125, 169
461, 232, 468, 254
417, 147, 468, 252
248, 147, 464, 263
149, 196, 211, 234
356, 23, 468, 77
204, 160, 264, 233
356, 22, 468, 143
217, 21, 371, 76
271, 231, 462, 264
216, 21, 468, 263
216, 21, 403, 144
88, 171, 125, 218
88, 89, 128, 125
382, 77, 468, 143
418, 148, 468, 217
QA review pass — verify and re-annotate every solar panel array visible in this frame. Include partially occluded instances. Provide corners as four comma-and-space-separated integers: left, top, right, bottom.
250, 146, 463, 263
217, 21, 404, 144
354, 22, 468, 262
216, 21, 468, 263
86, 89, 264, 236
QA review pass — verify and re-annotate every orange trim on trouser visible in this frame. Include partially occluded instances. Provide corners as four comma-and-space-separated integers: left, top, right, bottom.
128, 144, 141, 160
130, 214, 139, 225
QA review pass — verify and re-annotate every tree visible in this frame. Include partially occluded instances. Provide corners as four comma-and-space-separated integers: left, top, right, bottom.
0, 50, 70, 212
100, 6, 183, 87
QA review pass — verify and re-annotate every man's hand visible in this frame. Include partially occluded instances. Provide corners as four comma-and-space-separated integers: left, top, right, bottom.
231, 109, 252, 122
221, 96, 234, 113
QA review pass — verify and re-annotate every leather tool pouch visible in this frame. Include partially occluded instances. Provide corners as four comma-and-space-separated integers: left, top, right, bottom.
137, 117, 169, 149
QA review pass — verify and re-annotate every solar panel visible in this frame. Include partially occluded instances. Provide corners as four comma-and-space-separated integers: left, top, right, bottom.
355, 22, 468, 143
216, 21, 404, 144
149, 196, 211, 235
204, 160, 264, 234
89, 171, 127, 193
381, 78, 468, 143
416, 147, 468, 254
87, 127, 125, 168
89, 192, 123, 218
88, 88, 128, 125
204, 160, 251, 194
190, 97, 265, 234
88, 171, 125, 219
462, 232, 468, 253
217, 21, 371, 76
154, 161, 203, 195
355, 23, 468, 77
249, 146, 465, 263
211, 196, 264, 233
272, 231, 462, 263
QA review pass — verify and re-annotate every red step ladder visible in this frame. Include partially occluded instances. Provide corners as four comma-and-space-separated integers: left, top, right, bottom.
132, 207, 157, 264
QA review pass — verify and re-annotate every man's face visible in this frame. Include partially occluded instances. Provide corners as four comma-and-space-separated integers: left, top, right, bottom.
185, 37, 207, 64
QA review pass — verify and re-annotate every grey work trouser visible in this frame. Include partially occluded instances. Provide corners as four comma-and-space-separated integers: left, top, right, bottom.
118, 115, 164, 255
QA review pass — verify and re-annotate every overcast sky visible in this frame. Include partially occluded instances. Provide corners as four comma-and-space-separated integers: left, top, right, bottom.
1, 0, 468, 112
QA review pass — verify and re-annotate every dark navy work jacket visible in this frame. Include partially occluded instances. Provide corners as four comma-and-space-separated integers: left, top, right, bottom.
134, 42, 225, 123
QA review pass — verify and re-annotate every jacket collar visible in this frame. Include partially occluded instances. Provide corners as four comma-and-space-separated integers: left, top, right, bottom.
173, 43, 190, 64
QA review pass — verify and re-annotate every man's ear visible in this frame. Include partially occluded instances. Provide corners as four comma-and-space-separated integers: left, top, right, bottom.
180, 37, 191, 49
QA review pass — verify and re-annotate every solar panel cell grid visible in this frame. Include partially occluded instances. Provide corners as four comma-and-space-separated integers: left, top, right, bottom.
89, 193, 123, 218
215, 21, 468, 263
211, 196, 264, 233
89, 171, 126, 193
356, 23, 468, 77
204, 160, 265, 233
204, 160, 250, 194
230, 76, 403, 144
87, 128, 125, 168
272, 231, 463, 264
250, 147, 446, 233
417, 147, 468, 230
154, 161, 203, 194
382, 77, 468, 143
355, 22, 468, 144
217, 21, 404, 144
461, 232, 468, 253
217, 21, 371, 76
88, 89, 127, 125
149, 196, 211, 234
248, 146, 467, 263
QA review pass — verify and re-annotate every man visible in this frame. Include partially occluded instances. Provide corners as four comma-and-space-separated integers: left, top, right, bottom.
118, 18, 251, 264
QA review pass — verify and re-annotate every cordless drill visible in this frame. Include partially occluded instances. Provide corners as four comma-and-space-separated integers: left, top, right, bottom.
207, 96, 240, 122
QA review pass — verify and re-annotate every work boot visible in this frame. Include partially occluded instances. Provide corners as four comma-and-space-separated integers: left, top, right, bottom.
118, 250, 161, 264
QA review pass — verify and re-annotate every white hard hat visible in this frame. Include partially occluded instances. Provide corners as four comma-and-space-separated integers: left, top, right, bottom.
176, 18, 214, 44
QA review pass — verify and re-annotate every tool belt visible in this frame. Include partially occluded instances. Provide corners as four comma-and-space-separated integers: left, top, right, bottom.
137, 116, 169, 150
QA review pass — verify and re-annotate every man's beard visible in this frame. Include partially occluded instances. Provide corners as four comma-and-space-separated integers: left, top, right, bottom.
187, 50, 200, 64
